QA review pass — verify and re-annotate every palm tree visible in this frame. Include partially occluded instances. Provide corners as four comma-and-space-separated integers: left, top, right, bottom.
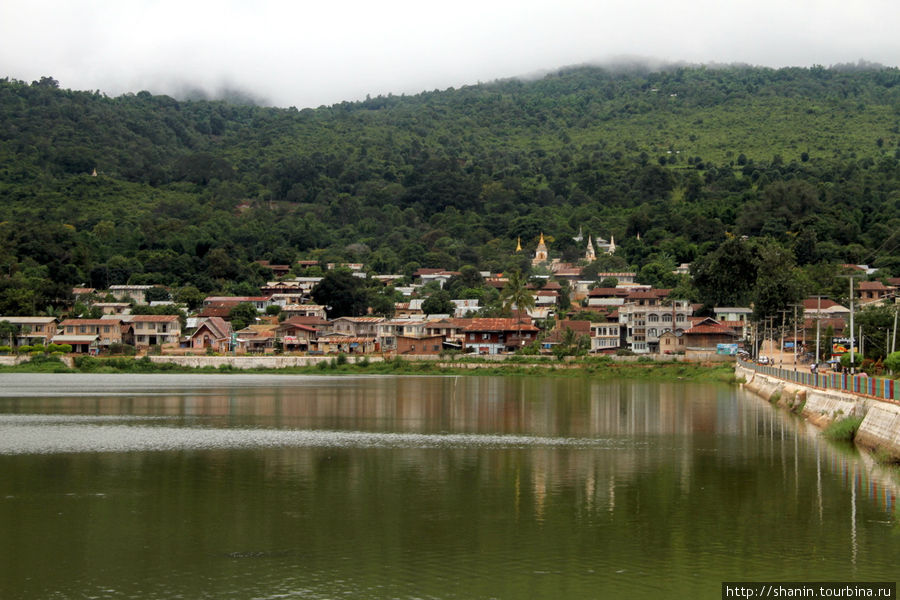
500, 270, 536, 350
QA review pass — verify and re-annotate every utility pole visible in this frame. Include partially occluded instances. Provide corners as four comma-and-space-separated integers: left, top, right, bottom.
815, 295, 823, 365
779, 309, 789, 368
893, 305, 898, 354
859, 324, 864, 362
789, 303, 803, 369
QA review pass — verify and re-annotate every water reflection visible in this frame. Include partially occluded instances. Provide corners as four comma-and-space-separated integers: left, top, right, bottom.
1, 374, 898, 600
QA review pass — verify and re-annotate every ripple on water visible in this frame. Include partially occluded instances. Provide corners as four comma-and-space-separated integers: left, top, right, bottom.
0, 419, 630, 455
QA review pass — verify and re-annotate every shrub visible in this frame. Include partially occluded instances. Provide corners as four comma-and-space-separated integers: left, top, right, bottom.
108, 342, 136, 356
0, 345, 11, 354
824, 416, 864, 442
885, 351, 900, 375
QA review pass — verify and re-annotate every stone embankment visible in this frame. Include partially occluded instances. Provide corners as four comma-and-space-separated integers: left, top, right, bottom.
736, 364, 900, 461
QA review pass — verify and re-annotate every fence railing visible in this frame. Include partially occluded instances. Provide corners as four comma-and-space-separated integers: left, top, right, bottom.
737, 359, 899, 402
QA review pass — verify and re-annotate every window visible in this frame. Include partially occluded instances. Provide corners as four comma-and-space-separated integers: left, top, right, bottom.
469, 333, 475, 341
482, 333, 490, 340
648, 314, 659, 322
103, 325, 110, 333
662, 314, 672, 322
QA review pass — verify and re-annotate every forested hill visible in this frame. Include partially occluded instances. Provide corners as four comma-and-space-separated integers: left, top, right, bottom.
1, 65, 899, 316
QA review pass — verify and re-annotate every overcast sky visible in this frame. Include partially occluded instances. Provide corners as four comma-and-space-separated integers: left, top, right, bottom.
1, 0, 897, 108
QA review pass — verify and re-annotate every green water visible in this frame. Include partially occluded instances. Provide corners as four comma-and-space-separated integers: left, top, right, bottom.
0, 373, 897, 599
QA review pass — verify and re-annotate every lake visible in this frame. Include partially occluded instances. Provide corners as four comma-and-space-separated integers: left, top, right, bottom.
0, 373, 898, 599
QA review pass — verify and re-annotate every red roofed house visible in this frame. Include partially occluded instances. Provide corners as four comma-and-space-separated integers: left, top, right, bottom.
277, 318, 320, 352
130, 315, 181, 348
683, 317, 740, 352
189, 317, 233, 353
459, 317, 539, 355
857, 281, 892, 304
54, 318, 124, 353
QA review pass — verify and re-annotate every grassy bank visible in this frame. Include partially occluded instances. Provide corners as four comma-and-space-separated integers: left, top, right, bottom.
0, 354, 738, 383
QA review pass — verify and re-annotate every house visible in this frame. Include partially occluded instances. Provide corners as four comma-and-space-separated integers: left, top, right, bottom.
278, 318, 320, 352
589, 321, 622, 353
713, 307, 753, 339
396, 334, 444, 355
802, 298, 849, 318
586, 287, 630, 308
189, 317, 233, 353
129, 315, 181, 348
108, 285, 156, 305
280, 304, 327, 319
282, 315, 332, 335
683, 317, 740, 351
857, 281, 893, 304
617, 291, 691, 353
312, 335, 377, 354
234, 324, 278, 354
458, 318, 539, 355
55, 318, 124, 353
331, 316, 384, 337
0, 316, 59, 347
269, 293, 307, 307
91, 302, 131, 315
202, 296, 273, 312
659, 330, 686, 354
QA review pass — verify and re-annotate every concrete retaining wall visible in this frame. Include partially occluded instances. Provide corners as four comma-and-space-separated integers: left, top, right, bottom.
147, 355, 387, 369
855, 403, 900, 457
0, 356, 28, 366
737, 364, 900, 462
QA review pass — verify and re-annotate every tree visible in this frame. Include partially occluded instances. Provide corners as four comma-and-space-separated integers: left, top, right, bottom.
854, 305, 895, 361
145, 287, 171, 303
885, 351, 900, 375
228, 302, 259, 331
0, 320, 20, 347
311, 269, 369, 318
173, 285, 205, 310
499, 270, 535, 317
499, 269, 536, 350
422, 290, 455, 315
691, 236, 759, 309
751, 241, 803, 320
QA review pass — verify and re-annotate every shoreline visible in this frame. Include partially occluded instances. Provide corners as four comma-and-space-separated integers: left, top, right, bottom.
736, 363, 900, 463
0, 353, 738, 383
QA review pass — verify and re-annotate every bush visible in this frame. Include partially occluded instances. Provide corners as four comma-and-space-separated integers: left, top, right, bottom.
17, 345, 33, 354
885, 351, 900, 375
840, 353, 862, 369
108, 343, 136, 356
824, 416, 864, 442
0, 345, 11, 354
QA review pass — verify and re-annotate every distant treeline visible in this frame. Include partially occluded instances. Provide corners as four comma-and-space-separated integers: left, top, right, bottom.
1, 65, 899, 318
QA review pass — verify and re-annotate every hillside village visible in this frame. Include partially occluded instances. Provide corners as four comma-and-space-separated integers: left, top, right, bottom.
2, 233, 898, 364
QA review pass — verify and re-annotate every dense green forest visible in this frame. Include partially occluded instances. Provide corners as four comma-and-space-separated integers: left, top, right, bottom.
1, 65, 899, 318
